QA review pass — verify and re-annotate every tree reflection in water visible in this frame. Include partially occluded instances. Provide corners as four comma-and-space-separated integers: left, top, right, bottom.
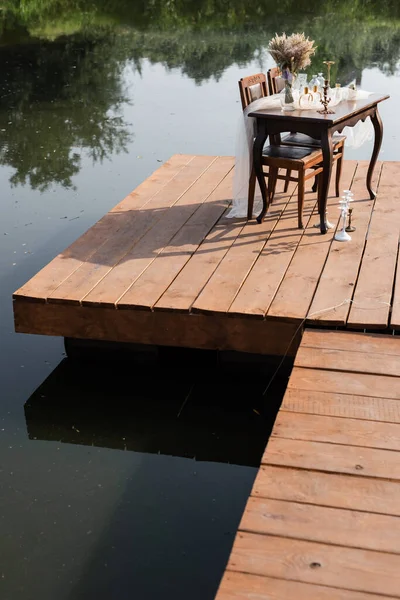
1, 0, 399, 190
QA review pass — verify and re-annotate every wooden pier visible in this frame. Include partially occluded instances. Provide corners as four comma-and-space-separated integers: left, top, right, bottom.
12, 155, 400, 355
13, 155, 400, 597
216, 328, 400, 599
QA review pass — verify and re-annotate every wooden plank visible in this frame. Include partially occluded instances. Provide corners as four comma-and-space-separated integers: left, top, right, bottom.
281, 389, 400, 423
47, 155, 218, 305
262, 436, 400, 480
267, 160, 357, 322
301, 328, 400, 356
288, 366, 400, 399
391, 273, 400, 329
307, 162, 382, 326
216, 571, 398, 600
13, 154, 195, 303
252, 465, 400, 515
81, 156, 232, 308
191, 190, 294, 315
228, 185, 318, 318
271, 411, 400, 451
390, 207, 400, 331
13, 300, 302, 356
155, 213, 247, 313
295, 345, 400, 377
347, 162, 400, 328
227, 531, 400, 597
117, 160, 234, 309
240, 496, 400, 554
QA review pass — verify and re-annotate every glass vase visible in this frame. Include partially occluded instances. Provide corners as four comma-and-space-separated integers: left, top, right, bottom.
280, 81, 296, 111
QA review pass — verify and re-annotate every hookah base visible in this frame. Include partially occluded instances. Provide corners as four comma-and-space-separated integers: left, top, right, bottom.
335, 229, 352, 242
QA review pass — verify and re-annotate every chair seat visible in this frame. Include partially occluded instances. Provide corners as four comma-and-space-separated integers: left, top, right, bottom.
262, 144, 317, 161
282, 133, 346, 148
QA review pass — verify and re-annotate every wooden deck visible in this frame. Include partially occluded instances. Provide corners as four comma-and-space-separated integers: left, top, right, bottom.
13, 155, 400, 596
13, 155, 400, 357
216, 328, 400, 599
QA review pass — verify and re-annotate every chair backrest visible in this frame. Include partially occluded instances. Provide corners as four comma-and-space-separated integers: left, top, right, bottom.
238, 73, 268, 109
267, 67, 285, 95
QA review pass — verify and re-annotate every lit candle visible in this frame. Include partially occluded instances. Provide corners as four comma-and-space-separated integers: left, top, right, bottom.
323, 60, 335, 84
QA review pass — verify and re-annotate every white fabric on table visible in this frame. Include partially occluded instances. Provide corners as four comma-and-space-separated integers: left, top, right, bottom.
228, 89, 374, 218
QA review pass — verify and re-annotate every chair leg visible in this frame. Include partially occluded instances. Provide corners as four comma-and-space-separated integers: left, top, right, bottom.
298, 169, 305, 229
284, 169, 291, 193
247, 168, 257, 220
335, 150, 344, 197
269, 166, 278, 204
312, 175, 318, 193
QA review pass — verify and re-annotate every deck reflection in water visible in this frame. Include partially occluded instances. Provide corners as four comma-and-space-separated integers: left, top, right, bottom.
23, 347, 289, 600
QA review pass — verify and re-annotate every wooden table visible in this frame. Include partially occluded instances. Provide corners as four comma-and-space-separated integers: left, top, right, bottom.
249, 93, 389, 233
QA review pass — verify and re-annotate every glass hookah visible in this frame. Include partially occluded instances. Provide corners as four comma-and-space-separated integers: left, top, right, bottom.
335, 190, 354, 242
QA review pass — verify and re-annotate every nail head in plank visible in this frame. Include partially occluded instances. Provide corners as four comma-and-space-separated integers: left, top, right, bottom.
263, 436, 400, 480
240, 496, 400, 554
228, 531, 400, 596
253, 465, 400, 515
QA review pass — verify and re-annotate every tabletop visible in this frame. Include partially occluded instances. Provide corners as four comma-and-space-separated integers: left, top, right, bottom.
248, 93, 390, 126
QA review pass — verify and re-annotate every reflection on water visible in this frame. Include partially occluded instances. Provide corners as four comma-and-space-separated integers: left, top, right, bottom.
16, 349, 288, 600
0, 36, 131, 191
0, 0, 400, 190
1, 2, 400, 598
24, 350, 282, 466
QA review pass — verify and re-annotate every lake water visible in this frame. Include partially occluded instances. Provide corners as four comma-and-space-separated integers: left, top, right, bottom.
1, 2, 399, 598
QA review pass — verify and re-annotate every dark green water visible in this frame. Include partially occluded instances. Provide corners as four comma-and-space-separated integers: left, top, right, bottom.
0, 2, 398, 599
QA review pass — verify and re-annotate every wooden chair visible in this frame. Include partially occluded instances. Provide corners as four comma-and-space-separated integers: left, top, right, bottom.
267, 67, 285, 94
238, 73, 345, 227
239, 72, 269, 107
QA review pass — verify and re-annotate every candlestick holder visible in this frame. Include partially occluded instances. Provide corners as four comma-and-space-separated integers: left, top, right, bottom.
335, 207, 351, 242
335, 190, 353, 242
317, 79, 335, 115
323, 60, 335, 85
346, 207, 356, 232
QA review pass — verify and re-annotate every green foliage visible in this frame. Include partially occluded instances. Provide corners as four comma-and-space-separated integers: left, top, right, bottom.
0, 0, 399, 190
0, 35, 131, 191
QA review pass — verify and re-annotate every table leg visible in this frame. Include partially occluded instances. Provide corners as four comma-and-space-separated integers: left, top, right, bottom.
252, 120, 269, 224
319, 129, 334, 234
367, 108, 383, 199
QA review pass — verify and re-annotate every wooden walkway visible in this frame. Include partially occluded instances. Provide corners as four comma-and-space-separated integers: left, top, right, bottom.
216, 328, 400, 600
12, 156, 400, 596
13, 155, 400, 356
